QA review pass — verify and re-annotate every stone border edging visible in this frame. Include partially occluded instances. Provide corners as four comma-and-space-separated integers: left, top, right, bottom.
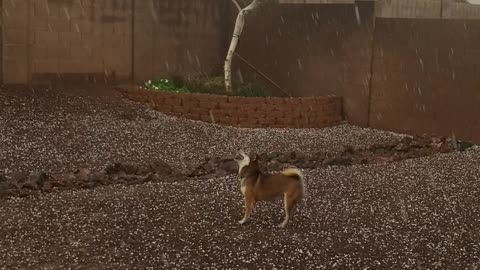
119, 87, 343, 128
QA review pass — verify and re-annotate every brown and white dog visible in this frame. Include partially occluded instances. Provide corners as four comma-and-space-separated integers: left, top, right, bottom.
235, 150, 306, 228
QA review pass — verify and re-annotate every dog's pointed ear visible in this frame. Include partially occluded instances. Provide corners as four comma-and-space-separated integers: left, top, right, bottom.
251, 153, 259, 161
238, 149, 248, 159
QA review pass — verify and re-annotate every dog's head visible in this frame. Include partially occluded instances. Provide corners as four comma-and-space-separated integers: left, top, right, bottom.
234, 149, 259, 176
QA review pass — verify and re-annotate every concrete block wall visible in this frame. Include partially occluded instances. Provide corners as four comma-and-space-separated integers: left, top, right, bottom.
2, 0, 480, 142
370, 18, 480, 142
1, 0, 228, 86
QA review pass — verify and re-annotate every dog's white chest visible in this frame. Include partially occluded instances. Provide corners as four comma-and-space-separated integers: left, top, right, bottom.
240, 178, 246, 195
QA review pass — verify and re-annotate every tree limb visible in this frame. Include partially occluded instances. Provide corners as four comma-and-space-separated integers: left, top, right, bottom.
231, 0, 242, 11
224, 0, 260, 93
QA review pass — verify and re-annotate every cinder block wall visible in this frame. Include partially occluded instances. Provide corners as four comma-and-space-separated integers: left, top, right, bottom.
2, 0, 29, 84
234, 1, 480, 142
2, 0, 480, 142
1, 0, 229, 86
1, 0, 133, 85
0, 0, 3, 85
370, 19, 480, 143
133, 0, 229, 83
233, 2, 375, 126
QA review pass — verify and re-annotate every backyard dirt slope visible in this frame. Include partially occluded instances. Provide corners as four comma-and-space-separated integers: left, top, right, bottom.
0, 87, 479, 269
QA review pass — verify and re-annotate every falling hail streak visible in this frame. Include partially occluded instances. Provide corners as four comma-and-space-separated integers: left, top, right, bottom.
236, 69, 244, 84
209, 110, 216, 124
150, 0, 158, 22
354, 5, 361, 26
195, 55, 201, 68
45, 1, 50, 16
78, 0, 86, 16
63, 7, 71, 20
180, 11, 186, 22
297, 58, 303, 70
186, 50, 193, 64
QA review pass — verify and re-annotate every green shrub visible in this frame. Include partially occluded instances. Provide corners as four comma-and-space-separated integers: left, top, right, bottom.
184, 76, 226, 95
143, 76, 273, 97
144, 79, 190, 94
236, 82, 272, 97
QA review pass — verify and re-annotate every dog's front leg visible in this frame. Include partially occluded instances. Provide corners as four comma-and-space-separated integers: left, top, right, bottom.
239, 197, 254, 225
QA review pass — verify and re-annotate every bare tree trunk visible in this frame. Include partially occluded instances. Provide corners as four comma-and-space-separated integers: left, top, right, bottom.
224, 0, 260, 93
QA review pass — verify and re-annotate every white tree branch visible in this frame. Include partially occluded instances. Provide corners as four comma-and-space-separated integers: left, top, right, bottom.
231, 0, 242, 11
224, 0, 260, 93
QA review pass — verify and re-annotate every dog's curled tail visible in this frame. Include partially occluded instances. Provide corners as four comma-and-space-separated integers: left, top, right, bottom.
281, 168, 307, 197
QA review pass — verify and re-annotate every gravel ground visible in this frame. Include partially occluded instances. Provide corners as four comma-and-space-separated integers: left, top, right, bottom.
1, 87, 479, 269
0, 87, 402, 175
1, 149, 479, 269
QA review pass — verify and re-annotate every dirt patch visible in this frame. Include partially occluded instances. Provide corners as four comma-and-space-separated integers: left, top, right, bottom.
188, 135, 472, 177
0, 160, 185, 199
0, 86, 402, 176
2, 149, 480, 269
0, 135, 473, 200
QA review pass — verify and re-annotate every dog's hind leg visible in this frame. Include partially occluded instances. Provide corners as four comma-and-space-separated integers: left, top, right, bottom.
239, 197, 254, 225
279, 192, 299, 228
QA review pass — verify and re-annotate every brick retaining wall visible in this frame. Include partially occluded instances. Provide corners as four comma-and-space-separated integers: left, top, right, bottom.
121, 89, 342, 128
